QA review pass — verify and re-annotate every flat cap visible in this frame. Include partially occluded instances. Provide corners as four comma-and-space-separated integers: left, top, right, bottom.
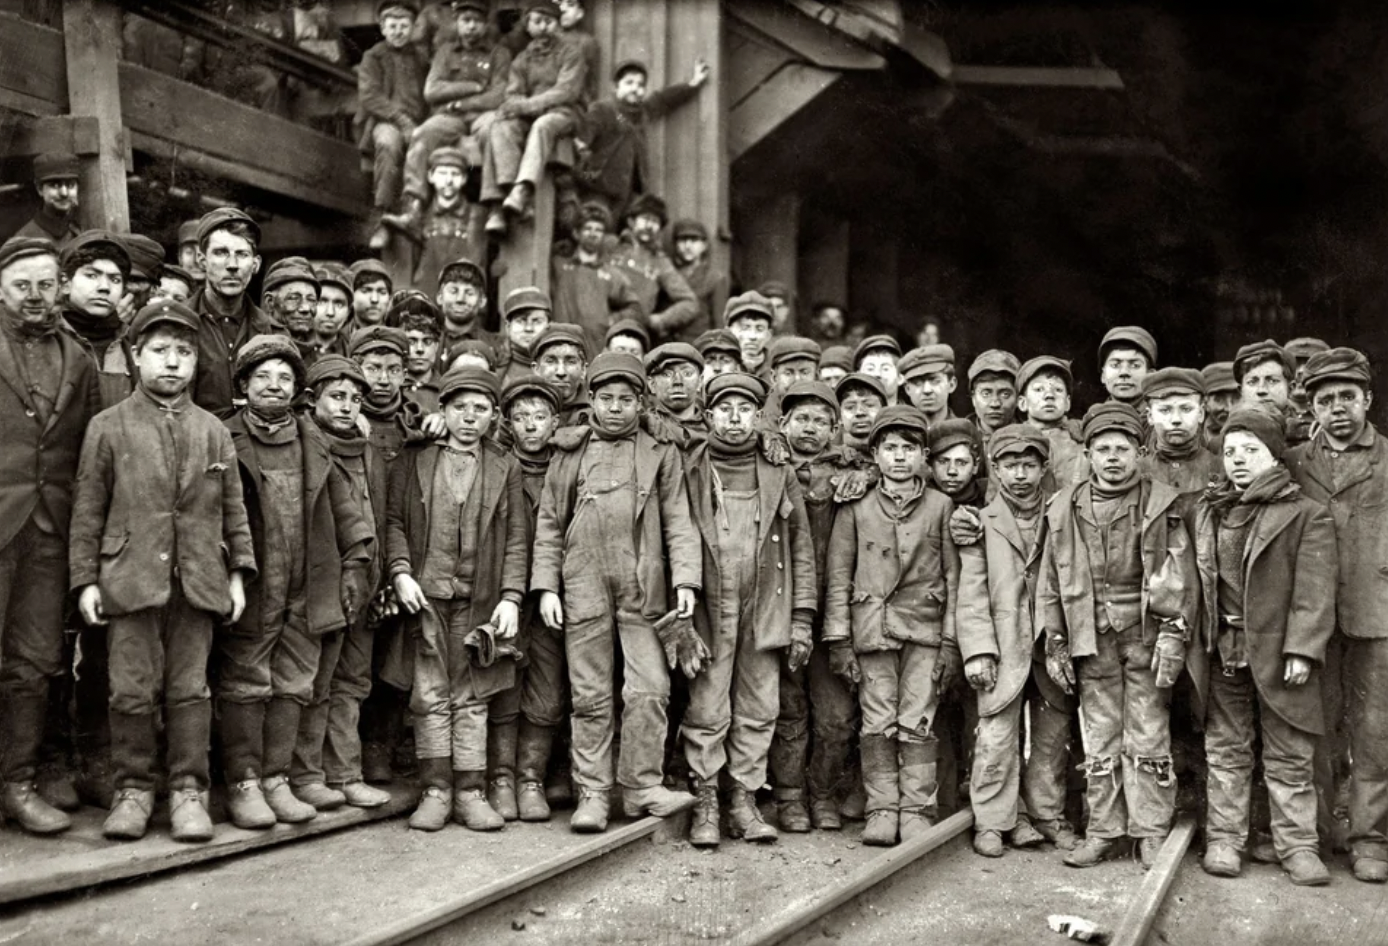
1201, 362, 1238, 395
869, 404, 929, 444
177, 220, 201, 246
385, 289, 441, 328
61, 230, 131, 274
0, 236, 59, 274
578, 202, 612, 230
376, 0, 419, 16
758, 280, 790, 300
349, 324, 408, 359
819, 345, 854, 373
196, 207, 261, 248
349, 258, 393, 288
524, 0, 560, 19
532, 323, 588, 360
1141, 367, 1205, 399
1099, 325, 1157, 366
695, 328, 741, 358
835, 371, 888, 404
33, 152, 78, 182
1081, 401, 1144, 444
587, 351, 645, 393
768, 335, 821, 368
501, 373, 561, 412
160, 263, 196, 289
928, 418, 982, 457
988, 423, 1050, 461
1233, 339, 1295, 383
503, 286, 552, 319
779, 380, 838, 416
1285, 337, 1330, 362
447, 337, 497, 369
612, 59, 648, 82
306, 354, 367, 392
438, 257, 486, 288
129, 299, 199, 338
234, 333, 305, 388
645, 342, 703, 373
671, 218, 708, 241
724, 291, 774, 326
262, 257, 320, 294
1016, 355, 1073, 394
118, 234, 165, 281
1302, 347, 1372, 391
624, 193, 667, 224
451, 0, 489, 16
314, 262, 354, 298
706, 371, 768, 408
898, 343, 954, 380
428, 146, 468, 171
968, 349, 1021, 385
854, 334, 901, 366
438, 365, 501, 405
1223, 406, 1287, 461
605, 318, 650, 349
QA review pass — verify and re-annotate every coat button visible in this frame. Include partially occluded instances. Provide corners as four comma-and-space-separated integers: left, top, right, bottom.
771, 534, 779, 542
159, 553, 169, 562
25, 409, 34, 418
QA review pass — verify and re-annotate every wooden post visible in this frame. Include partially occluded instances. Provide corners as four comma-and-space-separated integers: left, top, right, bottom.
62, 0, 129, 231
734, 190, 800, 328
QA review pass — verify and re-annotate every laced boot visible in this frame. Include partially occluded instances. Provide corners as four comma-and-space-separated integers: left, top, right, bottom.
898, 739, 939, 841
623, 783, 696, 818
516, 720, 555, 822
860, 734, 900, 847
486, 719, 520, 821
103, 787, 154, 840
689, 783, 720, 847
1064, 837, 1122, 868
570, 788, 610, 833
169, 788, 215, 843
0, 691, 71, 834
810, 795, 843, 830
409, 759, 453, 832
776, 788, 812, 833
454, 770, 504, 831
727, 787, 778, 843
221, 701, 274, 828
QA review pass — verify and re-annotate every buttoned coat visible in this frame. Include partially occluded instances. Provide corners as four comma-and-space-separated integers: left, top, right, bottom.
957, 495, 1047, 717
577, 85, 699, 206
188, 288, 279, 418
68, 389, 256, 617
355, 40, 429, 149
684, 444, 816, 652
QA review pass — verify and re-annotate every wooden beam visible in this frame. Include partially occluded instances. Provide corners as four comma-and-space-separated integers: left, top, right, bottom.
8, 115, 102, 156
952, 65, 1125, 90
63, 0, 130, 231
728, 1, 885, 72
728, 62, 839, 160
496, 174, 555, 299
1110, 816, 1196, 946
734, 190, 800, 330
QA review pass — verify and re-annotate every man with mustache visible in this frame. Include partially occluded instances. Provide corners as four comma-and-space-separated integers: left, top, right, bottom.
16, 154, 81, 249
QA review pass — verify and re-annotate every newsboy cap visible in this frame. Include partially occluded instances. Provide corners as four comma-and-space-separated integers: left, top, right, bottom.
1016, 356, 1073, 394
261, 257, 320, 294
1284, 337, 1330, 362
898, 344, 954, 380
306, 354, 368, 392
1223, 407, 1287, 461
706, 371, 768, 409
1141, 367, 1205, 400
118, 234, 166, 281
605, 318, 650, 351
967, 349, 1021, 385
235, 333, 305, 389
532, 323, 588, 360
501, 373, 561, 412
723, 291, 774, 327
819, 345, 854, 374
768, 336, 821, 368
587, 351, 645, 393
868, 404, 929, 444
854, 334, 901, 367
61, 230, 131, 275
671, 219, 708, 241
1081, 402, 1143, 444
779, 380, 838, 416
695, 328, 741, 359
835, 372, 887, 404
1201, 362, 1238, 395
645, 342, 703, 374
129, 299, 199, 338
989, 423, 1050, 461
196, 207, 261, 248
502, 286, 552, 319
349, 324, 408, 359
428, 147, 468, 172
929, 418, 982, 457
33, 152, 79, 183
0, 236, 58, 275
1233, 339, 1296, 383
1099, 325, 1157, 366
438, 365, 500, 405
624, 193, 667, 224
1301, 347, 1372, 392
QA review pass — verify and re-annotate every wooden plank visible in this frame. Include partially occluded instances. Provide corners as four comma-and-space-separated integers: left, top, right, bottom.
728, 62, 839, 160
735, 190, 799, 329
496, 173, 555, 299
1110, 816, 1196, 946
0, 87, 62, 118
0, 786, 416, 906
8, 115, 102, 155
64, 0, 129, 231
0, 13, 67, 107
728, 1, 885, 71
952, 65, 1125, 90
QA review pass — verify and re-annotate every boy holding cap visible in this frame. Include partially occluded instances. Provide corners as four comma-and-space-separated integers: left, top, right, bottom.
386, 366, 529, 831
532, 351, 701, 832
1140, 368, 1222, 496
69, 300, 255, 842
1038, 402, 1197, 869
551, 203, 641, 356
899, 344, 956, 426
824, 405, 961, 847
681, 373, 816, 846
1098, 326, 1157, 408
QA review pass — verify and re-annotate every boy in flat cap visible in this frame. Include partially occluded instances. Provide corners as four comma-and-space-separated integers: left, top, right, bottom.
958, 425, 1073, 857
1098, 326, 1157, 409
387, 366, 528, 831
157, 264, 196, 306
532, 323, 591, 424
69, 301, 255, 842
115, 233, 165, 321
835, 372, 888, 456
854, 335, 902, 406
681, 373, 815, 846
218, 335, 373, 829
645, 342, 708, 445
59, 230, 131, 365
725, 292, 776, 378
825, 405, 961, 847
967, 350, 1021, 442
312, 264, 355, 360
351, 325, 429, 464
356, 1, 428, 244
605, 319, 649, 358
671, 220, 728, 339
1201, 362, 1239, 449
899, 345, 957, 426
410, 149, 489, 297
1038, 402, 1197, 869
532, 351, 701, 832
16, 153, 80, 248
1016, 356, 1088, 494
350, 259, 394, 333
392, 296, 444, 409
1141, 368, 1222, 497
608, 195, 701, 343
496, 286, 554, 388
819, 346, 853, 387
1235, 340, 1305, 446
766, 337, 822, 411
696, 329, 741, 383
1287, 348, 1388, 883
552, 203, 642, 356
1192, 409, 1336, 886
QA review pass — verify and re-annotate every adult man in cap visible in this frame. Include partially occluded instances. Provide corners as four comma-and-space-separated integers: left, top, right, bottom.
532, 323, 591, 424
967, 350, 1021, 441
607, 194, 701, 343
261, 257, 324, 368
479, 1, 590, 236
1140, 368, 1221, 496
1201, 362, 1239, 448
1038, 402, 1197, 869
357, 0, 429, 243
552, 202, 641, 356
725, 292, 776, 377
670, 219, 727, 337
409, 148, 488, 296
115, 234, 165, 322
1016, 356, 1087, 493
16, 154, 80, 248
176, 221, 203, 282
0, 236, 102, 834
350, 259, 394, 332
1287, 347, 1388, 883
645, 342, 707, 443
899, 344, 957, 426
58, 231, 130, 365
188, 208, 275, 417
695, 328, 741, 384
1098, 326, 1157, 408
855, 334, 902, 405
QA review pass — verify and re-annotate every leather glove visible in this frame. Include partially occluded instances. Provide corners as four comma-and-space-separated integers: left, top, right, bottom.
1044, 634, 1075, 695
654, 609, 710, 679
1150, 626, 1186, 689
340, 566, 370, 624
787, 620, 814, 673
932, 639, 962, 691
965, 654, 998, 691
759, 431, 790, 465
831, 468, 872, 503
949, 506, 982, 547
828, 641, 860, 685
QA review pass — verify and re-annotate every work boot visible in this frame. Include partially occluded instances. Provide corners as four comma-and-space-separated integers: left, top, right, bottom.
776, 791, 812, 834
1202, 841, 1242, 878
103, 787, 154, 840
486, 719, 520, 821
1010, 817, 1045, 848
362, 742, 393, 784
485, 208, 508, 237
76, 751, 115, 809
727, 787, 777, 843
338, 780, 391, 809
409, 787, 452, 832
861, 734, 900, 846
294, 781, 347, 811
1064, 837, 1121, 868
1139, 836, 1167, 870
570, 789, 610, 833
840, 779, 867, 821
973, 829, 1005, 858
898, 739, 939, 842
1034, 819, 1080, 851
380, 195, 426, 240
37, 762, 80, 812
1249, 838, 1279, 864
1353, 857, 1388, 884
261, 775, 317, 824
622, 784, 696, 818
0, 691, 71, 834
810, 796, 843, 830
454, 770, 504, 831
516, 720, 554, 822
227, 780, 276, 829
1283, 851, 1331, 886
219, 701, 266, 786
502, 182, 533, 218
689, 783, 721, 847
1, 781, 71, 834
169, 788, 215, 843
863, 810, 899, 846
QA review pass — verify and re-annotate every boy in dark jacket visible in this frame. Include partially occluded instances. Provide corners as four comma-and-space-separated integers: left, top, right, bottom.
357, 1, 429, 237
218, 335, 374, 829
69, 301, 256, 842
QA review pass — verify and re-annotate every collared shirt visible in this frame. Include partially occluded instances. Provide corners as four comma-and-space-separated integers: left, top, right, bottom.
1315, 424, 1376, 491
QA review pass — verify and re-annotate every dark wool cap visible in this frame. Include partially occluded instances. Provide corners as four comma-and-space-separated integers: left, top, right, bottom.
524, 1, 560, 20
376, 0, 419, 16
33, 152, 79, 182
868, 404, 929, 445
439, 365, 500, 405
612, 59, 648, 82
501, 373, 562, 412
819, 345, 854, 373
306, 354, 368, 392
1302, 347, 1372, 391
503, 286, 552, 319
1081, 401, 1144, 444
768, 335, 821, 368
1285, 337, 1330, 362
1099, 325, 1157, 366
854, 334, 901, 366
928, 418, 982, 457
196, 207, 261, 248
671, 218, 708, 241
447, 337, 497, 369
624, 193, 667, 224
235, 333, 305, 389
645, 342, 703, 373
1016, 355, 1073, 394
758, 280, 790, 300
1201, 362, 1238, 395
988, 423, 1050, 461
968, 349, 1021, 385
428, 146, 467, 171
532, 323, 588, 360
262, 257, 320, 294
61, 230, 131, 275
349, 324, 408, 359
438, 257, 485, 288
161, 263, 196, 289
578, 202, 612, 230
452, 0, 489, 16
587, 351, 645, 393
129, 300, 199, 338
695, 328, 741, 358
0, 236, 59, 274
118, 234, 165, 281
606, 318, 650, 349
835, 371, 887, 404
1141, 367, 1205, 399
1233, 339, 1295, 383
349, 258, 393, 289
779, 380, 838, 416
177, 220, 201, 246
724, 291, 774, 327
385, 289, 442, 329
314, 262, 354, 298
1223, 407, 1287, 461
898, 343, 955, 380
706, 371, 768, 409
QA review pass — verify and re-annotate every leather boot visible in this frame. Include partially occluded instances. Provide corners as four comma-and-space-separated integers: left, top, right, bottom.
516, 720, 554, 822
2, 781, 71, 834
727, 787, 778, 843
409, 758, 452, 832
454, 770, 504, 831
262, 774, 316, 823
165, 701, 212, 795
860, 734, 900, 847
262, 698, 315, 823
338, 780, 391, 808
380, 195, 426, 241
570, 788, 610, 833
37, 761, 80, 812
689, 782, 720, 847
810, 796, 843, 830
291, 701, 330, 795
103, 787, 155, 840
220, 701, 275, 828
76, 750, 115, 809
170, 788, 215, 843
362, 742, 394, 784
623, 783, 696, 818
0, 689, 70, 833
776, 788, 812, 833
486, 718, 519, 821
295, 782, 347, 811
898, 739, 939, 841
1064, 836, 1121, 868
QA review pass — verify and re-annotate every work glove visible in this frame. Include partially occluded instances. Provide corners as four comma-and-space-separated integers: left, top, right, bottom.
965, 654, 998, 691
759, 431, 790, 465
831, 467, 872, 503
340, 566, 370, 624
787, 620, 814, 673
828, 641, 860, 685
932, 639, 962, 692
949, 505, 982, 547
654, 609, 710, 679
1150, 625, 1186, 689
1045, 634, 1075, 695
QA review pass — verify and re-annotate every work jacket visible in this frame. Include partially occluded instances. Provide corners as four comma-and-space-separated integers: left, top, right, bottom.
577, 85, 699, 205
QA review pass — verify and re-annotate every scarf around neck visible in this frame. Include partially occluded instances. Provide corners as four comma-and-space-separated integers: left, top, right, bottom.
1089, 467, 1141, 500
312, 415, 367, 457
63, 304, 121, 347
1, 303, 58, 339
1001, 487, 1045, 520
245, 406, 298, 444
1203, 465, 1298, 516
589, 412, 640, 441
